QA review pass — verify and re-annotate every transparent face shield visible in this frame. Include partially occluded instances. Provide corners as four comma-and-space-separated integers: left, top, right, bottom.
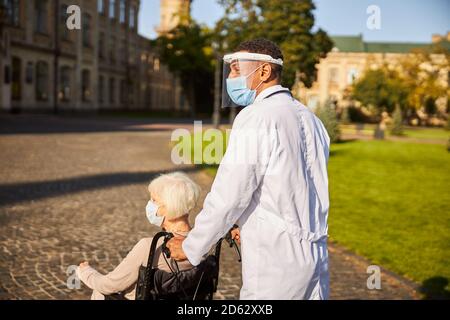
221, 52, 284, 108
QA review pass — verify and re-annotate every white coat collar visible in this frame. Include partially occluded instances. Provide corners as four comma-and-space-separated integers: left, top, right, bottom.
254, 85, 290, 104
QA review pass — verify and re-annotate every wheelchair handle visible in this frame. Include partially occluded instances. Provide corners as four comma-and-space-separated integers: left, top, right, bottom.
161, 233, 174, 259
225, 225, 242, 263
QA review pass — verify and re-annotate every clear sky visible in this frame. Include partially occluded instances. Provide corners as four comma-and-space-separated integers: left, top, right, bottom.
139, 0, 450, 43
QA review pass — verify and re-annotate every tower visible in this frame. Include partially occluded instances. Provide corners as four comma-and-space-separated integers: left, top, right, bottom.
157, 0, 191, 35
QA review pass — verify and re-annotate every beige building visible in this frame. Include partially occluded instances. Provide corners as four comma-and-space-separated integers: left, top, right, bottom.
156, 0, 191, 36
0, 0, 189, 113
296, 33, 450, 113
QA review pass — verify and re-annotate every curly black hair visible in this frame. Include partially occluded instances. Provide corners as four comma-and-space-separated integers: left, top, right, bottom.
236, 38, 284, 80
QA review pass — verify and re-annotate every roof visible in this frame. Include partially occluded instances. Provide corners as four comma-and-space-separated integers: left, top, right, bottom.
331, 35, 448, 54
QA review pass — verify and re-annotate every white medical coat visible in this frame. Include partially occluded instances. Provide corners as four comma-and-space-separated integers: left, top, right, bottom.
183, 85, 330, 300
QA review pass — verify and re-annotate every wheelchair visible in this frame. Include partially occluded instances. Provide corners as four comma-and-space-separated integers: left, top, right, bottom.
106, 227, 241, 301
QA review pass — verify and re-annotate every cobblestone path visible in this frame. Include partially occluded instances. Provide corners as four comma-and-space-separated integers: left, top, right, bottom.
0, 115, 419, 300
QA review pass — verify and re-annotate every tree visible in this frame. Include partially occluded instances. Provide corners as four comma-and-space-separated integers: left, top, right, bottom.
153, 20, 215, 116
351, 66, 410, 139
315, 100, 340, 143
351, 67, 409, 116
399, 48, 449, 115
391, 104, 404, 136
216, 0, 333, 88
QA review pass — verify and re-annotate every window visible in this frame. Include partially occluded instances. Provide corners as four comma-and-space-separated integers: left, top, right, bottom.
5, 0, 20, 26
120, 79, 126, 104
307, 95, 319, 111
128, 81, 134, 104
59, 66, 71, 101
82, 70, 91, 102
26, 62, 33, 84
35, 0, 48, 34
129, 6, 136, 29
120, 40, 126, 64
83, 13, 91, 47
4, 65, 11, 84
109, 0, 116, 19
11, 57, 21, 100
110, 36, 116, 64
153, 57, 160, 72
99, 33, 105, 58
36, 61, 49, 101
97, 0, 105, 14
347, 68, 359, 85
109, 78, 115, 103
119, 0, 126, 24
98, 76, 104, 103
328, 67, 339, 86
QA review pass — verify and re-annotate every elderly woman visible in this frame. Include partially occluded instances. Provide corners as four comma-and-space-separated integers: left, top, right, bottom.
76, 172, 201, 300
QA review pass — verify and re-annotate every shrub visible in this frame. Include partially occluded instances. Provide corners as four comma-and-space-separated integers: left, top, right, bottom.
391, 105, 404, 136
315, 101, 341, 143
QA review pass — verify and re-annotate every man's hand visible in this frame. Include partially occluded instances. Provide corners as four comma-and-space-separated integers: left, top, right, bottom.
166, 237, 188, 261
230, 227, 241, 245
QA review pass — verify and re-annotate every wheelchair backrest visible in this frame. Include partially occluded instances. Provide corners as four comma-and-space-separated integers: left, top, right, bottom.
136, 232, 223, 300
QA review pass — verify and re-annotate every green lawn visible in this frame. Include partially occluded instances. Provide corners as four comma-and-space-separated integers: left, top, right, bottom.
402, 127, 450, 140
328, 140, 450, 297
189, 131, 450, 297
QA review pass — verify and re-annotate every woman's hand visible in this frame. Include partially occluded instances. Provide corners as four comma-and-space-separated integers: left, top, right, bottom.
79, 261, 90, 269
231, 227, 240, 245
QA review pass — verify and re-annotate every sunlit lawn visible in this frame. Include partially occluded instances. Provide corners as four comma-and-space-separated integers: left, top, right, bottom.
185, 128, 450, 296
328, 140, 450, 296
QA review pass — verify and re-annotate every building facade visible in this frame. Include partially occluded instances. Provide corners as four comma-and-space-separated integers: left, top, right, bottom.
296, 33, 450, 113
156, 0, 191, 36
0, 0, 189, 113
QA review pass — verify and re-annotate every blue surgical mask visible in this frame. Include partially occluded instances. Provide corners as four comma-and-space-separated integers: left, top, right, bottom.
226, 65, 264, 106
146, 200, 164, 227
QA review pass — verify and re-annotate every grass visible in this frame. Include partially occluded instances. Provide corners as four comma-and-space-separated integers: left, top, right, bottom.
402, 127, 450, 140
328, 140, 450, 298
185, 130, 450, 298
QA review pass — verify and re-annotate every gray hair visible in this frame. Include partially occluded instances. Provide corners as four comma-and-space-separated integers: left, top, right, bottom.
148, 172, 201, 220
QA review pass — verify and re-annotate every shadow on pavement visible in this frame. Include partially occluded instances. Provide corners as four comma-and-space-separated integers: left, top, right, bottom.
0, 167, 199, 207
0, 114, 203, 135
419, 276, 450, 300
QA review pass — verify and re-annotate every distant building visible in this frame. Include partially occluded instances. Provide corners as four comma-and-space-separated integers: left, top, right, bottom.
0, 0, 190, 113
156, 0, 191, 36
296, 32, 450, 113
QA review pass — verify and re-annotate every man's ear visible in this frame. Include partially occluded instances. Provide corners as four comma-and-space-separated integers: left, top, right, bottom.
259, 63, 273, 82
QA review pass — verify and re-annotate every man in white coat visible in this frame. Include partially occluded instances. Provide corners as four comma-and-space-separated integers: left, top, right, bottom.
167, 38, 330, 300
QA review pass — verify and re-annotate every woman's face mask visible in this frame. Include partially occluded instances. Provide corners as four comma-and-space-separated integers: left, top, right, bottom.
146, 200, 164, 227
